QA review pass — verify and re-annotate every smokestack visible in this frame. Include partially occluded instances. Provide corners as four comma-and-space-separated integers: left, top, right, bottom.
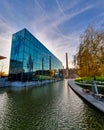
66, 53, 68, 69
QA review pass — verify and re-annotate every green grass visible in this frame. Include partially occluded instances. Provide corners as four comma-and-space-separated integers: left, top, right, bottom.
75, 76, 104, 94
33, 75, 54, 80
75, 76, 104, 82
95, 76, 104, 81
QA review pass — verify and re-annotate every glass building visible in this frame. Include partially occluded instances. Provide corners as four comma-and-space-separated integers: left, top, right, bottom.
9, 28, 63, 81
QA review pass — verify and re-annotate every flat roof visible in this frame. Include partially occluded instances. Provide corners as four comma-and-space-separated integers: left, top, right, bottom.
0, 56, 6, 60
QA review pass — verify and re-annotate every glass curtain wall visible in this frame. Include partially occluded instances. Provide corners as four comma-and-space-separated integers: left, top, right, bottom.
9, 29, 63, 81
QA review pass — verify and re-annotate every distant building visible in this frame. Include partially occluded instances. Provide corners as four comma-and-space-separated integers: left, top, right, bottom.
9, 28, 63, 81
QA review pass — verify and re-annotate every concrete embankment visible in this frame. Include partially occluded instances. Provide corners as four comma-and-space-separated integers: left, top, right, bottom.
68, 79, 104, 113
0, 78, 10, 87
0, 79, 62, 88
10, 80, 56, 87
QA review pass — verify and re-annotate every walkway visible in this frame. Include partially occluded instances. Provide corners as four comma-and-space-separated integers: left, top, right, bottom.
68, 79, 104, 113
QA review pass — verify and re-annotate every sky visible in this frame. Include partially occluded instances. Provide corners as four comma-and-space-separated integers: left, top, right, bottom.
0, 0, 104, 73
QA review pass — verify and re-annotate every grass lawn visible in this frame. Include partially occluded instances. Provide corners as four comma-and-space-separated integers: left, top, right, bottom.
75, 76, 104, 82
75, 76, 104, 95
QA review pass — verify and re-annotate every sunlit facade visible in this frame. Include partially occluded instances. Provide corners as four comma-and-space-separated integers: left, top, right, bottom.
9, 28, 63, 80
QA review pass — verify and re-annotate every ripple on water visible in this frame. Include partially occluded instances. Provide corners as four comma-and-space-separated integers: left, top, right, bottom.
0, 80, 104, 130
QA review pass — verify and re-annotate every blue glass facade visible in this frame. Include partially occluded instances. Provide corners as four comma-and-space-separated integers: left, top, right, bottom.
9, 28, 63, 80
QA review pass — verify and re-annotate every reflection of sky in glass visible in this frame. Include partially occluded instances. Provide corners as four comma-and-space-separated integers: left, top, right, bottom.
10, 29, 63, 75
14, 36, 21, 54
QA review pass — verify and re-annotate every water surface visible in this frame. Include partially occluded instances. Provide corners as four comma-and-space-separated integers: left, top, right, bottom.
0, 80, 104, 130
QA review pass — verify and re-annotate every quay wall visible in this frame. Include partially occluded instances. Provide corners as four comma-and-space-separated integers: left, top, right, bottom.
0, 79, 62, 88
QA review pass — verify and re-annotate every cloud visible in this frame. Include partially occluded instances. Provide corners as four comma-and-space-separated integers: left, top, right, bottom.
0, 0, 104, 71
0, 16, 17, 73
55, 0, 66, 16
28, 1, 93, 68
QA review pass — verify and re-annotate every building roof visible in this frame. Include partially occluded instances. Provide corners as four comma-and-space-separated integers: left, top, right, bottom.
0, 56, 6, 60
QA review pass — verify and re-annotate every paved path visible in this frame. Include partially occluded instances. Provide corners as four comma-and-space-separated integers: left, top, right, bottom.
68, 79, 104, 113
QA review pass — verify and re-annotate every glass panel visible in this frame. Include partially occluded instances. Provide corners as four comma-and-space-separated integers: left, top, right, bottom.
10, 28, 63, 77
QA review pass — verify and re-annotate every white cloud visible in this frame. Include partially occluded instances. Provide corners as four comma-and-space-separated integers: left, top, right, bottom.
0, 0, 103, 71
0, 17, 16, 74
28, 2, 93, 67
55, 0, 66, 16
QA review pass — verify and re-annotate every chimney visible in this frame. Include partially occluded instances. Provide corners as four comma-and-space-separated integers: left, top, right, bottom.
66, 53, 68, 69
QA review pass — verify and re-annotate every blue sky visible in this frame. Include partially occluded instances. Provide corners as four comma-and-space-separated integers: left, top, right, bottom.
0, 0, 104, 73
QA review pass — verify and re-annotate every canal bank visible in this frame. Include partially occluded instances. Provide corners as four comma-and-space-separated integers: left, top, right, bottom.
10, 79, 59, 87
0, 78, 62, 88
68, 79, 104, 113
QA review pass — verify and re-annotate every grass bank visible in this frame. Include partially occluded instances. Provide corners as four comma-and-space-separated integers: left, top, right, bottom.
75, 76, 104, 82
75, 77, 104, 95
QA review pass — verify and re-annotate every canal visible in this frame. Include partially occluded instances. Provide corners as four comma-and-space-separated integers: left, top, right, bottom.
0, 80, 104, 130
